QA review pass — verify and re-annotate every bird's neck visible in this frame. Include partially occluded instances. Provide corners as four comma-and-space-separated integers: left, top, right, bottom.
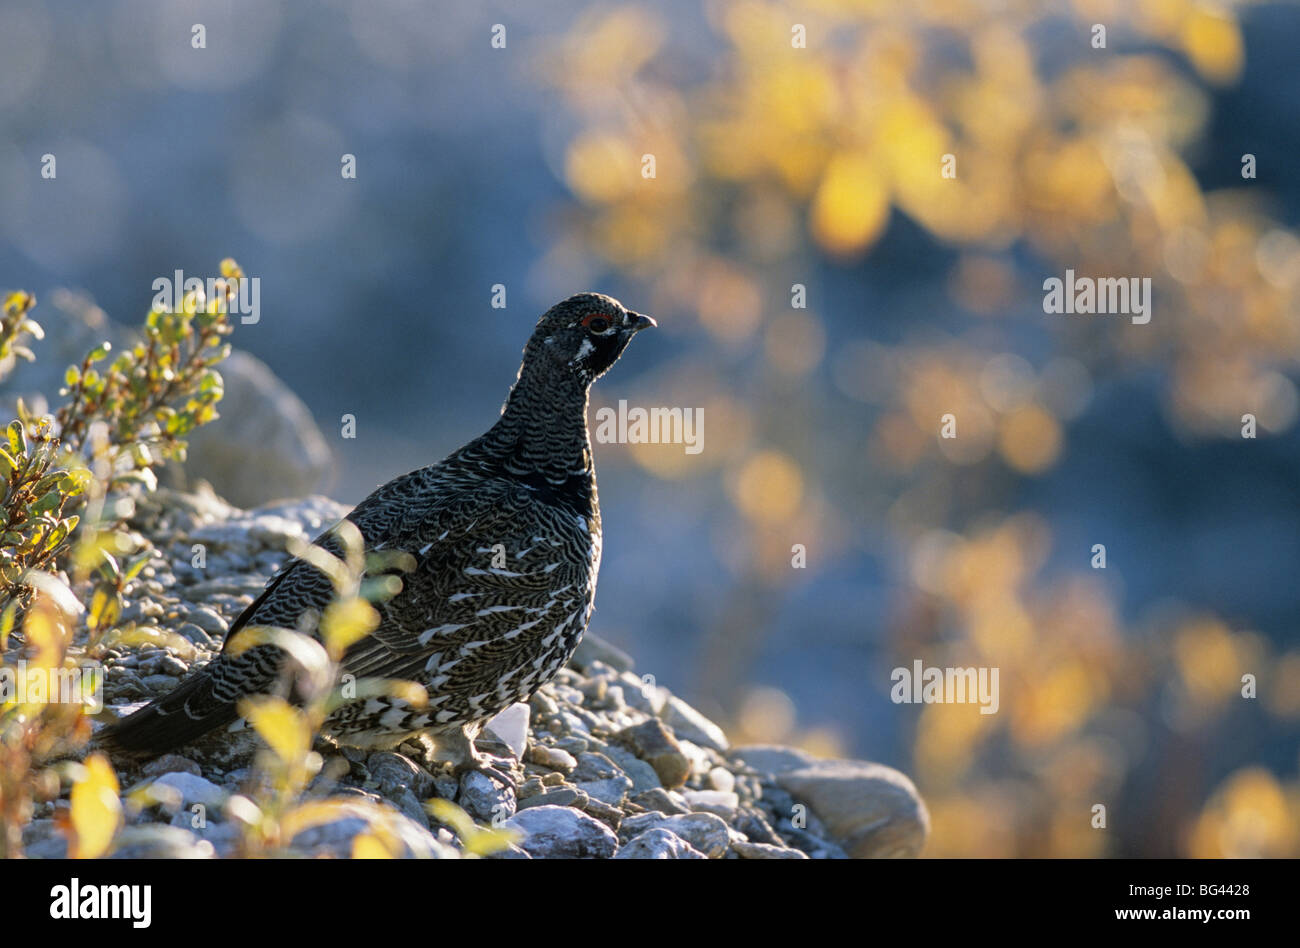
483, 357, 594, 484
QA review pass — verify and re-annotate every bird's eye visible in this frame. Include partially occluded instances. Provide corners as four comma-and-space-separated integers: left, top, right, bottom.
582, 314, 613, 334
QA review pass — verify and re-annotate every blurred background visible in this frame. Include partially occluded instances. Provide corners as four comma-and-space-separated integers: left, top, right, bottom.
3, 0, 1299, 856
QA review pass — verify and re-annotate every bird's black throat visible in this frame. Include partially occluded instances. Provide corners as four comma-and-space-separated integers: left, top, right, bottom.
478, 353, 598, 516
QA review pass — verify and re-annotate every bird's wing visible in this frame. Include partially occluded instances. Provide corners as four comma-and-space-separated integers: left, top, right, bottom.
219, 466, 456, 651
338, 475, 559, 675
217, 558, 318, 655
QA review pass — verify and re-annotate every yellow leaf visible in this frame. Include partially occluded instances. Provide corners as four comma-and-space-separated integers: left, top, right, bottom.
385, 679, 429, 707
242, 696, 310, 764
320, 597, 379, 655
810, 152, 890, 257
461, 825, 521, 857
87, 586, 119, 632
351, 833, 394, 859
565, 132, 640, 205
426, 798, 519, 856
998, 404, 1063, 474
280, 799, 364, 840
226, 625, 330, 690
324, 676, 427, 717
22, 593, 68, 671
280, 797, 416, 857
69, 754, 122, 859
284, 536, 348, 592
1180, 6, 1243, 85
426, 797, 474, 835
731, 451, 803, 523
0, 600, 18, 650
3, 290, 33, 316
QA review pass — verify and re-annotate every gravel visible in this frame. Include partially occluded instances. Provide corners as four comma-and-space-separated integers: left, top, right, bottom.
25, 487, 925, 859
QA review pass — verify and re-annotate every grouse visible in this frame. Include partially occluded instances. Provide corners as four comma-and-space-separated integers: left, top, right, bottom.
100, 292, 654, 771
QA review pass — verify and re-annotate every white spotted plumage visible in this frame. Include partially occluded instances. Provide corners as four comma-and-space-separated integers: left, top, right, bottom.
101, 292, 654, 758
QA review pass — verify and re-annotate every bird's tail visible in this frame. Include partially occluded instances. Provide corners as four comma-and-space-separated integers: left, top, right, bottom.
96, 666, 239, 758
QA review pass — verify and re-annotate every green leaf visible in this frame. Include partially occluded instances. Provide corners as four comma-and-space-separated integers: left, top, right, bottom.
57, 471, 88, 495
44, 519, 73, 554
7, 420, 28, 458
99, 551, 121, 583
20, 524, 46, 552
121, 551, 152, 583
359, 574, 404, 604
30, 488, 62, 515
32, 470, 65, 496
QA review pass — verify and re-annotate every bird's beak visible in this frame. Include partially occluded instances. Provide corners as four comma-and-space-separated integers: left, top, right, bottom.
626, 312, 657, 333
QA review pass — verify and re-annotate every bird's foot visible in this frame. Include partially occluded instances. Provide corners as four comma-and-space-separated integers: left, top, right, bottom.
431, 726, 518, 793
454, 752, 518, 794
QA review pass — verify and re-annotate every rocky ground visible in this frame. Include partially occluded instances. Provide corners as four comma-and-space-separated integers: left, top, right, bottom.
24, 485, 928, 859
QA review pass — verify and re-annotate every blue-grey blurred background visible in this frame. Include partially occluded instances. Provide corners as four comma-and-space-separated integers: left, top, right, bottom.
3, 0, 1300, 856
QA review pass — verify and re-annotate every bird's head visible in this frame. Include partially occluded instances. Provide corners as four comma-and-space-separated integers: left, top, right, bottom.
526, 292, 655, 383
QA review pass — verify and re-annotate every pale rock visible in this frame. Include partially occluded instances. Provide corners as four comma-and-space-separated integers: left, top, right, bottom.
570, 632, 635, 673
661, 695, 729, 752
616, 827, 707, 860
458, 769, 516, 824
682, 789, 739, 821
150, 771, 226, 810
505, 805, 619, 859
732, 839, 808, 859
775, 760, 929, 858
618, 811, 730, 859
613, 718, 690, 789
524, 743, 577, 774
483, 702, 530, 759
